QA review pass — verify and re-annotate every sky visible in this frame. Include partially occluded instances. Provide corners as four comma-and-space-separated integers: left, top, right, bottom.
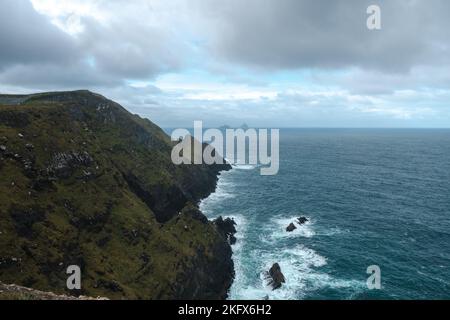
1, 0, 450, 128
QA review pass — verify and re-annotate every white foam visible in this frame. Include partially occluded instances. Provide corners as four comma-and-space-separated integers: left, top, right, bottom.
229, 215, 366, 300
199, 171, 236, 215
266, 216, 316, 240
227, 214, 249, 298
230, 243, 365, 300
200, 170, 365, 300
232, 164, 257, 170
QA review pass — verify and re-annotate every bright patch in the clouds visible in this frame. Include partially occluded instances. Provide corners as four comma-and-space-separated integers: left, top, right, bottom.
31, 0, 105, 35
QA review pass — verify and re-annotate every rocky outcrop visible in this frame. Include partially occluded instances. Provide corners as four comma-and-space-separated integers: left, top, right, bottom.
214, 216, 237, 245
297, 217, 309, 225
266, 263, 286, 290
171, 232, 234, 300
285, 216, 309, 232
46, 151, 94, 179
286, 223, 297, 232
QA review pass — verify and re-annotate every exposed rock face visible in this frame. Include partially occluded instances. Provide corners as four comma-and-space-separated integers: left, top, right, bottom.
0, 90, 233, 300
47, 151, 94, 179
214, 216, 237, 245
297, 217, 309, 225
286, 223, 297, 232
171, 232, 234, 300
267, 263, 286, 290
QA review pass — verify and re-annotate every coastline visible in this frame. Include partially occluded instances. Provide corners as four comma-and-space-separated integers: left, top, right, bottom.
200, 167, 240, 300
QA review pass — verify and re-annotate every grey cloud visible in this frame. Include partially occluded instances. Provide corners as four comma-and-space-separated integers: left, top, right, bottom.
0, 61, 122, 90
197, 0, 450, 72
0, 0, 79, 70
0, 0, 189, 89
78, 12, 186, 79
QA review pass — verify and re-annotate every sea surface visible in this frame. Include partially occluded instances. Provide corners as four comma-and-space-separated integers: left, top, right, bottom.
199, 129, 450, 300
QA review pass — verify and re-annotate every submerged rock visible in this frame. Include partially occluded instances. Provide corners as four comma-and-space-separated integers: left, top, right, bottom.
297, 216, 309, 225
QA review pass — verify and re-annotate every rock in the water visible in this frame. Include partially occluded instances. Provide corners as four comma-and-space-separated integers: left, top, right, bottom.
297, 216, 309, 225
286, 223, 297, 232
267, 263, 285, 290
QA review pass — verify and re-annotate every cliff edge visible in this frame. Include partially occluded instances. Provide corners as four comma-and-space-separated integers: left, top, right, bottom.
0, 90, 233, 299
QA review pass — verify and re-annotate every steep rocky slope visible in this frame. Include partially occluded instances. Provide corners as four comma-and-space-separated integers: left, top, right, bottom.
0, 90, 233, 299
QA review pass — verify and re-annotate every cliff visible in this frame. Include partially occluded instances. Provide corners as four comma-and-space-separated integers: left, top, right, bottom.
0, 90, 233, 299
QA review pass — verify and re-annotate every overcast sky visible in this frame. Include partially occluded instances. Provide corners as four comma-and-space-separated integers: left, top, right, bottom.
1, 0, 450, 128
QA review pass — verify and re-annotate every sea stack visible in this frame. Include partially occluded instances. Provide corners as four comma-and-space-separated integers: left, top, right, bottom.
267, 263, 286, 290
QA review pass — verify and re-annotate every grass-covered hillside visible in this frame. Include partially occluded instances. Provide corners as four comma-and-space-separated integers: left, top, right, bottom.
0, 90, 233, 299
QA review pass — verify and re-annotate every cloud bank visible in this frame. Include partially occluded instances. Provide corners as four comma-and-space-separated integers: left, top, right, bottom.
0, 0, 449, 127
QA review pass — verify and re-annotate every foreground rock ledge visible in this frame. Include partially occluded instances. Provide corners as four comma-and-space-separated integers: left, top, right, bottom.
0, 282, 107, 300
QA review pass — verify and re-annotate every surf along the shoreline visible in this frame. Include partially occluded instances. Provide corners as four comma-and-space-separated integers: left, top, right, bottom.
199, 164, 366, 300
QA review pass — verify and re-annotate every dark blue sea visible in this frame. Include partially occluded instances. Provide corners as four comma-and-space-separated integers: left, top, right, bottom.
199, 129, 450, 300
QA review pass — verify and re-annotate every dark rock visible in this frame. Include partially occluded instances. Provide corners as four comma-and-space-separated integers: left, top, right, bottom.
286, 223, 297, 232
9, 204, 46, 238
214, 216, 237, 245
214, 216, 237, 235
181, 203, 208, 224
297, 217, 309, 225
267, 263, 286, 290
122, 172, 189, 223
31, 177, 56, 191
171, 239, 234, 300
0, 111, 30, 128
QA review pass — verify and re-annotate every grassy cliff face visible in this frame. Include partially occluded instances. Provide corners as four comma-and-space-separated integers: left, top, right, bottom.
0, 91, 233, 299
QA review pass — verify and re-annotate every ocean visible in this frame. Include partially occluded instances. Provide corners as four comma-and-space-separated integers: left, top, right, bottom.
199, 129, 450, 300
